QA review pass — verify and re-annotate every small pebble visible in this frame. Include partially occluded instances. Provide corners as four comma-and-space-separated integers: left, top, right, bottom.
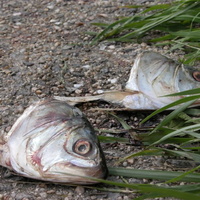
74, 83, 83, 88
35, 89, 42, 95
40, 192, 47, 199
109, 78, 118, 84
75, 89, 82, 94
96, 89, 104, 94
127, 158, 134, 164
99, 44, 106, 50
13, 12, 22, 16
75, 186, 85, 195
46, 190, 56, 194
122, 161, 128, 167
90, 196, 97, 200
82, 65, 91, 69
108, 45, 115, 49
16, 105, 24, 114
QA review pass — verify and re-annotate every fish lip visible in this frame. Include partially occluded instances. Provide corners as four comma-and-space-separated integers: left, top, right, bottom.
59, 159, 108, 178
42, 161, 108, 184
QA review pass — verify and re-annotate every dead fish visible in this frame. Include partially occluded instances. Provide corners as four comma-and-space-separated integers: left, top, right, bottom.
0, 99, 108, 184
55, 51, 200, 109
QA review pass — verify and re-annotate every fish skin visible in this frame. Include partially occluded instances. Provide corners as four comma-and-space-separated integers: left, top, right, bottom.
54, 51, 200, 110
0, 99, 108, 184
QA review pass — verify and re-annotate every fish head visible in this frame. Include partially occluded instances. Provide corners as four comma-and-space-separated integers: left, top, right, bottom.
127, 51, 200, 94
125, 51, 200, 108
36, 118, 108, 184
7, 100, 108, 184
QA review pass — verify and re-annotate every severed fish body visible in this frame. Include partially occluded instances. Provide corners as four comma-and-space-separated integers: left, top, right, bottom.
55, 51, 200, 109
0, 99, 108, 184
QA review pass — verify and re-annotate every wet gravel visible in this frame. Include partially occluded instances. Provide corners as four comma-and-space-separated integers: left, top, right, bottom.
0, 0, 191, 199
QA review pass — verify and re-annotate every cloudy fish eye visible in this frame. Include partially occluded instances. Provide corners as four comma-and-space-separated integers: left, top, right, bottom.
192, 71, 200, 82
73, 139, 92, 156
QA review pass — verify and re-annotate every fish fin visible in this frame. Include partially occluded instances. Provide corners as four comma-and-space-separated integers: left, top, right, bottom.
102, 90, 139, 104
54, 90, 137, 106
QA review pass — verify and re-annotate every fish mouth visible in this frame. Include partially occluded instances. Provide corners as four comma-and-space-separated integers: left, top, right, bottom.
42, 160, 108, 184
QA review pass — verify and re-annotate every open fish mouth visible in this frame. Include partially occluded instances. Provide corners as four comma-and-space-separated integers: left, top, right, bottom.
1, 99, 108, 184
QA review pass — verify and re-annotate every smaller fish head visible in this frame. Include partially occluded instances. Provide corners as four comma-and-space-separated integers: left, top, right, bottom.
179, 65, 200, 92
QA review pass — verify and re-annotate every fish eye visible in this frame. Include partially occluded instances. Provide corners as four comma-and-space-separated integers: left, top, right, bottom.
73, 139, 92, 156
192, 71, 200, 82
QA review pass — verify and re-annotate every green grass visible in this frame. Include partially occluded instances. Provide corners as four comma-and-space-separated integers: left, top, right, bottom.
96, 88, 200, 199
86, 1, 200, 198
91, 0, 200, 65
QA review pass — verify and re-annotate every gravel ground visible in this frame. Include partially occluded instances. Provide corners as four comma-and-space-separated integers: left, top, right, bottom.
0, 0, 192, 199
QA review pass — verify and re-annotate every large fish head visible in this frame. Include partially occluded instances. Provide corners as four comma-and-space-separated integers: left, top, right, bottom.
7, 100, 108, 184
38, 117, 108, 184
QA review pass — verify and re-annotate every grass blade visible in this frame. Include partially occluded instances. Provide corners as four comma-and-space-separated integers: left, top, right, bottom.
141, 96, 199, 125
98, 135, 129, 143
150, 123, 200, 145
166, 165, 200, 183
117, 149, 163, 164
108, 167, 200, 183
164, 88, 200, 96
109, 112, 132, 130
150, 100, 196, 134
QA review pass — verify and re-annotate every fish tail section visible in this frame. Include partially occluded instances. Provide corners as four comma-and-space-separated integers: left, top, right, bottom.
54, 91, 135, 106
53, 95, 104, 105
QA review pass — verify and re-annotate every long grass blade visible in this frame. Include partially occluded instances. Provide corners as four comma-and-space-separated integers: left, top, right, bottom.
150, 100, 196, 134
164, 88, 200, 96
109, 112, 132, 130
166, 165, 200, 183
160, 148, 200, 163
108, 167, 200, 183
117, 149, 163, 164
151, 123, 200, 145
141, 96, 199, 125
98, 135, 129, 143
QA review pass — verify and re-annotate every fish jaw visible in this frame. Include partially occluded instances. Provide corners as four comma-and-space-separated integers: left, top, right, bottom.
41, 156, 108, 184
6, 99, 108, 184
